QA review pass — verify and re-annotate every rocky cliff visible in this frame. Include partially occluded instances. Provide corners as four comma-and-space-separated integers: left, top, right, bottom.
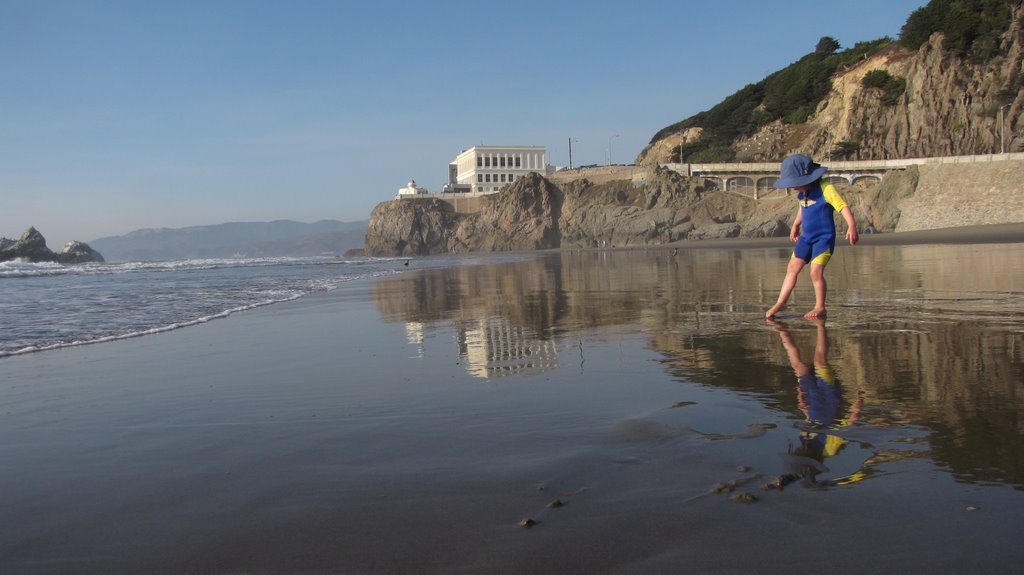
366, 169, 814, 256
365, 178, 561, 255
364, 158, 1024, 257
638, 10, 1024, 164
365, 6, 1024, 257
0, 227, 105, 264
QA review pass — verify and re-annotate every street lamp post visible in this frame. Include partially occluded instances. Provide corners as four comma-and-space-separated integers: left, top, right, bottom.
607, 134, 619, 166
1000, 104, 1011, 154
568, 137, 579, 169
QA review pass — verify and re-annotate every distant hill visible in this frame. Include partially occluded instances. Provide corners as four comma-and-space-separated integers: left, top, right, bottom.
89, 219, 368, 262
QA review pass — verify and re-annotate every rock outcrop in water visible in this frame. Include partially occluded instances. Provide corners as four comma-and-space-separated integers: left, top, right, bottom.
0, 227, 105, 264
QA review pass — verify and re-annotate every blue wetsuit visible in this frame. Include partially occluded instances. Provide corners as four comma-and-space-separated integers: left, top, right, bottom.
793, 182, 848, 266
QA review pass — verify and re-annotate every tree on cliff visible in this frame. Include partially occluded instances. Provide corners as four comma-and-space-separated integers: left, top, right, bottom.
899, 0, 1018, 63
816, 36, 841, 55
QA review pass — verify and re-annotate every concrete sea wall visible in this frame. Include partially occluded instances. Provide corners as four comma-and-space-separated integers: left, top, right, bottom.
896, 160, 1024, 231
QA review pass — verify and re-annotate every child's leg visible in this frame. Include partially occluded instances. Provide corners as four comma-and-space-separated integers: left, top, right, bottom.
804, 238, 835, 319
766, 257, 807, 318
805, 263, 827, 319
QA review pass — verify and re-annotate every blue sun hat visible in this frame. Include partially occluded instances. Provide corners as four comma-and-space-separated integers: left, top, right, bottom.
773, 154, 828, 188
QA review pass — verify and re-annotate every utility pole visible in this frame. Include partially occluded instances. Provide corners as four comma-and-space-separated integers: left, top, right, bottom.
602, 135, 618, 166
568, 137, 574, 169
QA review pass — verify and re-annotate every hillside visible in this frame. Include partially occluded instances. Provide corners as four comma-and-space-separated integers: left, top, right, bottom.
638, 1, 1023, 164
90, 219, 368, 262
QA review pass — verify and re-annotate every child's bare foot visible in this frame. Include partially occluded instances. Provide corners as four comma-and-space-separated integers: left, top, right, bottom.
804, 308, 827, 320
765, 304, 784, 319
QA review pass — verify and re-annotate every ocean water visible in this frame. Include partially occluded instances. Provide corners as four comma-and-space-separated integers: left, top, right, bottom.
0, 255, 421, 358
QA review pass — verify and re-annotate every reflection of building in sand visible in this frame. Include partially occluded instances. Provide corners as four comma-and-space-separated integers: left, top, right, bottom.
455, 317, 559, 379
405, 321, 426, 358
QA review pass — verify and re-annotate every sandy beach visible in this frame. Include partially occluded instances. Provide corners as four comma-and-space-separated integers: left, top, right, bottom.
2, 225, 1024, 574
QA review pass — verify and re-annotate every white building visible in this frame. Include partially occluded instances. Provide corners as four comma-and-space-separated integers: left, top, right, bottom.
451, 146, 546, 193
396, 179, 428, 199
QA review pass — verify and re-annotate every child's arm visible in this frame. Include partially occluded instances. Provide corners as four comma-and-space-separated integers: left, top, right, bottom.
840, 207, 858, 245
823, 184, 858, 245
790, 208, 802, 241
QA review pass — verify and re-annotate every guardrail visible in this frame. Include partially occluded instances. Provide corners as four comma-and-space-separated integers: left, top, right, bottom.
668, 152, 1024, 174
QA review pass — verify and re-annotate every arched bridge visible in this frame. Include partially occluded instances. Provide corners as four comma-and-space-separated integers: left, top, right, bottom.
661, 154, 1024, 198
665, 159, 908, 197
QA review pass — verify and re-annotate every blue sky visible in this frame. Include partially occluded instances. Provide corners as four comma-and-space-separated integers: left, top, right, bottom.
1, 0, 926, 246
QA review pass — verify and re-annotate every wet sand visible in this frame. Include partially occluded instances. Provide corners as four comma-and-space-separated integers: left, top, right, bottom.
2, 225, 1024, 574
663, 222, 1024, 249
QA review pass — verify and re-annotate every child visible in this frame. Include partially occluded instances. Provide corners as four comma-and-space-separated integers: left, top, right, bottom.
765, 154, 858, 320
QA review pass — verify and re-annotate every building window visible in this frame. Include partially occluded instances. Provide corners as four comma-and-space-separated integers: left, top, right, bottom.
477, 186, 483, 192
484, 157, 490, 167
509, 174, 514, 182
477, 175, 482, 182
515, 156, 521, 167
500, 156, 506, 167
477, 157, 482, 167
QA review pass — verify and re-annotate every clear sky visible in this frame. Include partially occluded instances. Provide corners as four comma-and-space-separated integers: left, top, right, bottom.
0, 0, 927, 247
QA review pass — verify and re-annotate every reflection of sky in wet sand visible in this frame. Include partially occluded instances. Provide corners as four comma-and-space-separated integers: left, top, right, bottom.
374, 243, 1024, 489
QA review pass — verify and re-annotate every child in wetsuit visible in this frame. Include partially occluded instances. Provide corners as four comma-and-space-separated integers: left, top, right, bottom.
765, 154, 858, 320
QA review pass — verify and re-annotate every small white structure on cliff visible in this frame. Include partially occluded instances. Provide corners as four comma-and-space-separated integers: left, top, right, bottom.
396, 179, 428, 199
452, 146, 547, 193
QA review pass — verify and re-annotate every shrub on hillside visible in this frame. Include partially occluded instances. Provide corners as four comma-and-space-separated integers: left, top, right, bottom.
861, 70, 907, 105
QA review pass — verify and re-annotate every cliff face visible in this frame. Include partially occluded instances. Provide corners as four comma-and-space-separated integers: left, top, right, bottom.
364, 158, 1024, 256
365, 175, 563, 256
366, 169, 795, 256
557, 167, 789, 247
454, 173, 562, 252
364, 198, 460, 256
638, 11, 1024, 164
803, 29, 1022, 160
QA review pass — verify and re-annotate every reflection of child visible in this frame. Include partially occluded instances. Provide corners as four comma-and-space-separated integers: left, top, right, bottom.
765, 154, 858, 320
769, 318, 861, 485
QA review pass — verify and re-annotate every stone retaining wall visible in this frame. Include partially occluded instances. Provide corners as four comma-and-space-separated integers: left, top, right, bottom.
896, 160, 1024, 231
